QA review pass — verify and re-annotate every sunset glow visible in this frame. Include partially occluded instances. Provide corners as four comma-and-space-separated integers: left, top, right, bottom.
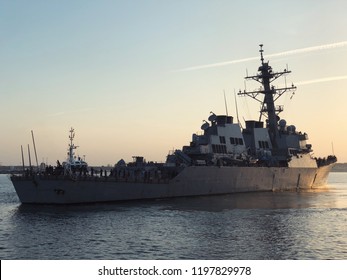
1, 0, 347, 166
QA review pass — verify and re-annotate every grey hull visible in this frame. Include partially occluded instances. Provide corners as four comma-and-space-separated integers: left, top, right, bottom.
11, 165, 333, 204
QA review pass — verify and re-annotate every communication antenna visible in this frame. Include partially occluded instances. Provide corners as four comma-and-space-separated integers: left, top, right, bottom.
21, 145, 25, 173
234, 89, 241, 127
27, 144, 32, 172
31, 130, 39, 170
259, 44, 264, 64
223, 90, 229, 116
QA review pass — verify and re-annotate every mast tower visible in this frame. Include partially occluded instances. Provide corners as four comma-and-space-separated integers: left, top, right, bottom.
68, 128, 78, 163
238, 44, 296, 148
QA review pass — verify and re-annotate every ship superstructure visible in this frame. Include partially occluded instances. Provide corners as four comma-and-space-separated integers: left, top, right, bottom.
63, 128, 88, 175
168, 45, 329, 170
10, 45, 337, 204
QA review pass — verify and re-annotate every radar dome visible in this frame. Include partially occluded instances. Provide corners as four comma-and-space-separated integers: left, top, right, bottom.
208, 113, 217, 122
279, 119, 286, 128
287, 125, 296, 133
201, 121, 209, 130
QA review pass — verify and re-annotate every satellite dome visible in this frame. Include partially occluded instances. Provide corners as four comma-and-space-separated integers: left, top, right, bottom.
287, 125, 296, 133
208, 113, 217, 122
201, 121, 209, 130
279, 119, 286, 128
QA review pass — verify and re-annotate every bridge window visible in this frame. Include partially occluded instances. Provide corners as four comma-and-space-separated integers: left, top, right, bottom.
230, 137, 244, 145
258, 140, 269, 149
212, 144, 227, 154
219, 136, 226, 144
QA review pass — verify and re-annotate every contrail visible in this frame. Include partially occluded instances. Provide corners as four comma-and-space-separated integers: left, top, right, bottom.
176, 41, 347, 72
296, 75, 347, 86
176, 56, 259, 72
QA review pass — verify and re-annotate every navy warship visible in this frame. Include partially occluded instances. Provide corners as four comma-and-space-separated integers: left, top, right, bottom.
11, 45, 337, 204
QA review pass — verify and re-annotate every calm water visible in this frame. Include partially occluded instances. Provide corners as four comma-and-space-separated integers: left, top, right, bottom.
0, 173, 346, 260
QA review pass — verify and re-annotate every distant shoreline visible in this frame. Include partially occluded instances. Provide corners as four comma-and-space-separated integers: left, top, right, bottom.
331, 163, 347, 172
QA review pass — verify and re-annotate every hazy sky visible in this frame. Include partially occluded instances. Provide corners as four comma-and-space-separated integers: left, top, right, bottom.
1, 0, 347, 166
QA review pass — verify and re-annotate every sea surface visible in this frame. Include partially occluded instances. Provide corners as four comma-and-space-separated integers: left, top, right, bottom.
0, 173, 346, 260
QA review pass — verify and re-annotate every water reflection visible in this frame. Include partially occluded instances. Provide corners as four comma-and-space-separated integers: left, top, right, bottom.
1, 174, 347, 259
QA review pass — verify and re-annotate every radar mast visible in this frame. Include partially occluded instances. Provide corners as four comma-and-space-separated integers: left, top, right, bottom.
238, 45, 296, 147
68, 127, 78, 163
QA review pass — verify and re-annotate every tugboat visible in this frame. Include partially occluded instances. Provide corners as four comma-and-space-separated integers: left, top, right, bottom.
11, 45, 337, 204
